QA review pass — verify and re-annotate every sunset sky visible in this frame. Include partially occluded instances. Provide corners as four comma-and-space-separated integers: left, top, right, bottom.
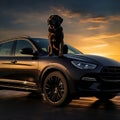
0, 0, 120, 61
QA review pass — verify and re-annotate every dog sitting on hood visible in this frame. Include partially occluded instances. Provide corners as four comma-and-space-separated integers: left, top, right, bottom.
47, 15, 64, 57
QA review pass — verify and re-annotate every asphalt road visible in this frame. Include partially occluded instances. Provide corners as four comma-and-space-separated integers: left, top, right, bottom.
0, 90, 120, 120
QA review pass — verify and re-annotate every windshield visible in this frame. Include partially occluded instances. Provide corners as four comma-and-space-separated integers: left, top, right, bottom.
32, 38, 83, 55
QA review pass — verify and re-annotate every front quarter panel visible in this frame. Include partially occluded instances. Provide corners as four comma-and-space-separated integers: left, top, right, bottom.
37, 56, 102, 94
38, 56, 77, 93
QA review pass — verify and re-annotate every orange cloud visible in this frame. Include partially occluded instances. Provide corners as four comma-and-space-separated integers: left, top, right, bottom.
109, 15, 120, 21
87, 25, 105, 30
51, 7, 80, 18
81, 33, 120, 41
80, 16, 108, 23
79, 15, 120, 24
65, 33, 120, 61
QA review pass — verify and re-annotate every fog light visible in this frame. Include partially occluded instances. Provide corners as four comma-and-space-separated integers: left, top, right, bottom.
81, 77, 96, 81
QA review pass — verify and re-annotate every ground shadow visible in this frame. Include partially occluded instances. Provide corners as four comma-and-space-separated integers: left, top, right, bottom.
0, 92, 119, 120
89, 99, 117, 110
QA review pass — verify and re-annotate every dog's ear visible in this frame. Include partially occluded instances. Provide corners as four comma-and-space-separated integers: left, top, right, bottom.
47, 18, 50, 25
57, 15, 63, 24
47, 15, 54, 25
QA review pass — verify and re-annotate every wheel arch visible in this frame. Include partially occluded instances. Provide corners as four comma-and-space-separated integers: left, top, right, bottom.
39, 65, 75, 95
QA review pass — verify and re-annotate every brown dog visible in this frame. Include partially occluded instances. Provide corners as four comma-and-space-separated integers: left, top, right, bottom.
47, 15, 64, 57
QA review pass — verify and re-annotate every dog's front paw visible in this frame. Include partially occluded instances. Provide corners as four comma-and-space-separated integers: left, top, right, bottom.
49, 53, 53, 56
59, 53, 63, 57
49, 54, 53, 56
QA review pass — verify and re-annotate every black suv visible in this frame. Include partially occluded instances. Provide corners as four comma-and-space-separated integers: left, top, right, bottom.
0, 36, 120, 106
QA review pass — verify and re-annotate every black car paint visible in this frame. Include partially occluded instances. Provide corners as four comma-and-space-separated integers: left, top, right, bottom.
0, 36, 120, 105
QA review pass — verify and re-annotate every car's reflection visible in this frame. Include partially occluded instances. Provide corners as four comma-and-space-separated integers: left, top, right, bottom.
90, 99, 116, 109
0, 90, 120, 120
0, 90, 120, 109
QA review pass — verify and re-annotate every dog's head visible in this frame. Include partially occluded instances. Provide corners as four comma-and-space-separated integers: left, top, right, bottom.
47, 15, 63, 29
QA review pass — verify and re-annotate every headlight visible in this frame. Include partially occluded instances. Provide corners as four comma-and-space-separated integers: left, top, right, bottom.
71, 61, 97, 70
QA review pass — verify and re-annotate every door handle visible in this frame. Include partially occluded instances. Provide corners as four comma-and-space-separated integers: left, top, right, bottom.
11, 60, 17, 64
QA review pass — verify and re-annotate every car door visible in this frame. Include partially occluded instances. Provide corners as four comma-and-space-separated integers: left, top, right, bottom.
0, 40, 15, 87
9, 39, 39, 90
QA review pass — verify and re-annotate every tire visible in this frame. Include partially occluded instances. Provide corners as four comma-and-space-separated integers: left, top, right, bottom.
96, 93, 116, 100
43, 71, 72, 106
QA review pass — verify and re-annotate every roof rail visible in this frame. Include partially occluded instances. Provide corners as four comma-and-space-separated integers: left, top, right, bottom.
15, 35, 31, 39
0, 35, 31, 43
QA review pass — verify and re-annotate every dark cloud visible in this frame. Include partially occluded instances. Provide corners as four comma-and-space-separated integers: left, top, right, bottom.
0, 0, 120, 39
0, 0, 119, 23
0, 0, 56, 13
0, 0, 119, 15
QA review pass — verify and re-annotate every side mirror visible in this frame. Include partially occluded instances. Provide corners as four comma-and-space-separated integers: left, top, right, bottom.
20, 48, 34, 55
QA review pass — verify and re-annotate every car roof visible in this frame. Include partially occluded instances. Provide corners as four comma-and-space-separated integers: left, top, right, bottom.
0, 36, 48, 43
0, 36, 30, 43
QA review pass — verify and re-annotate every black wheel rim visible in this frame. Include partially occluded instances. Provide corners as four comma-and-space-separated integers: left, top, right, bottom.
44, 75, 64, 103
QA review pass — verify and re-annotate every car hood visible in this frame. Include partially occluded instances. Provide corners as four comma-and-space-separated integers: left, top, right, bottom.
65, 54, 120, 66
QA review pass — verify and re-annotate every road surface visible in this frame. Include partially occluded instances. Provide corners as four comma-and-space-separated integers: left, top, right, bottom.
0, 90, 120, 120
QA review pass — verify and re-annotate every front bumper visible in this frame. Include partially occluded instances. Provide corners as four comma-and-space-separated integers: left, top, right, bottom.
74, 67, 120, 96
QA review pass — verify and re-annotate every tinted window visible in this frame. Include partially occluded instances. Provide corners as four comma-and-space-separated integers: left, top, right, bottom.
15, 40, 33, 56
32, 38, 82, 55
32, 38, 49, 53
67, 45, 82, 54
0, 41, 14, 56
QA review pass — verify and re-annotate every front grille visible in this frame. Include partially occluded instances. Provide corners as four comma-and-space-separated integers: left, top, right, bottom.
101, 67, 120, 80
98, 67, 120, 91
101, 67, 120, 73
